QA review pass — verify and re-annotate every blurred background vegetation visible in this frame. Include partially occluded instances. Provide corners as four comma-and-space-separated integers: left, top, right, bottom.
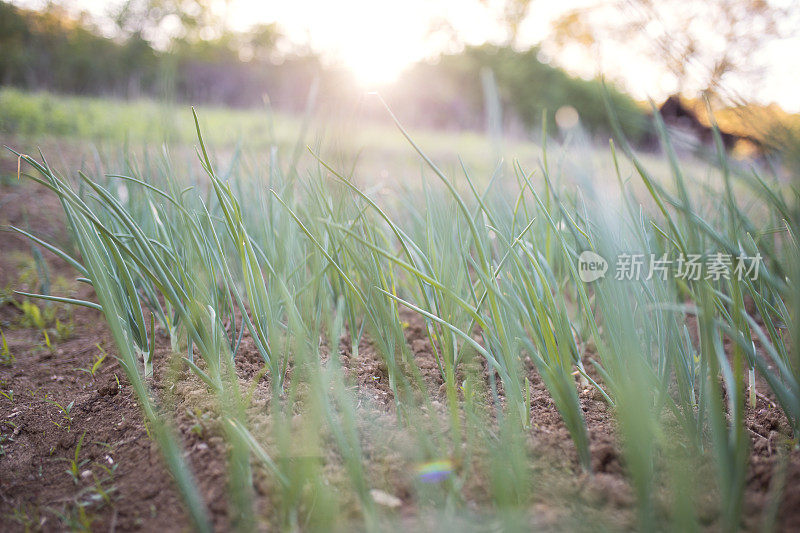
0, 0, 798, 163
0, 0, 657, 144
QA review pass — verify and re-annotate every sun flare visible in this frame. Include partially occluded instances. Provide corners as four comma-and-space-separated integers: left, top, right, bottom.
337, 32, 414, 87
228, 0, 441, 88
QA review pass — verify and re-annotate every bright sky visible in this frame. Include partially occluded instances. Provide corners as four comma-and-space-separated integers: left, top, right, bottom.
13, 0, 800, 112
240, 1, 517, 83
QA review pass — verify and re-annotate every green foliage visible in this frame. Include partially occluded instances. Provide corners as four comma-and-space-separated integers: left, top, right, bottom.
0, 330, 13, 366
0, 1, 651, 142
53, 504, 95, 532
0, 387, 12, 403
51, 435, 120, 529
0, 1, 313, 108
12, 295, 74, 347
16, 300, 52, 348
438, 45, 651, 141
16, 300, 46, 330
6, 503, 41, 530
62, 431, 89, 485
0, 87, 303, 147
79, 344, 107, 380
0, 2, 158, 95
45, 396, 75, 431
54, 317, 74, 342
9, 100, 798, 530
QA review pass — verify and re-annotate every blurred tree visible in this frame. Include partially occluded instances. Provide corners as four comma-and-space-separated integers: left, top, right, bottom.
111, 0, 227, 47
550, 0, 797, 100
481, 0, 535, 45
389, 44, 651, 142
242, 23, 281, 62
0, 2, 31, 86
0, 2, 158, 94
0, 1, 310, 107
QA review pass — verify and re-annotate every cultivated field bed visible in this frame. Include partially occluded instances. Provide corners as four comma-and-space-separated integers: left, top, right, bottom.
1, 107, 799, 531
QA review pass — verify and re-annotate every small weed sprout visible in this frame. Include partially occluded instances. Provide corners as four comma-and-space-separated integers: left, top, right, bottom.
55, 317, 74, 341
17, 300, 51, 348
0, 420, 17, 456
0, 330, 13, 365
7, 503, 40, 530
0, 388, 13, 402
79, 344, 107, 380
51, 503, 95, 532
45, 395, 74, 431
60, 431, 89, 485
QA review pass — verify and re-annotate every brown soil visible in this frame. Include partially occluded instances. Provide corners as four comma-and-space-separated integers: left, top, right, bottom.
1, 174, 799, 531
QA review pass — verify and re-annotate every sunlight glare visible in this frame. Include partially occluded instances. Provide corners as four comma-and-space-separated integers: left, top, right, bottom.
336, 20, 414, 87
229, 0, 438, 88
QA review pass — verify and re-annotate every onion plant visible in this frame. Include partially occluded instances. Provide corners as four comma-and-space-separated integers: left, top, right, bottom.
8, 94, 798, 531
